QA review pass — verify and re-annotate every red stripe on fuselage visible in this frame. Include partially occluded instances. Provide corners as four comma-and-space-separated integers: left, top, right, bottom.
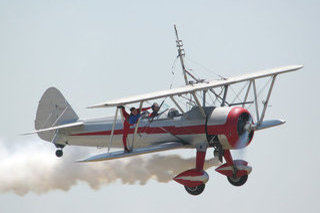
70, 125, 206, 136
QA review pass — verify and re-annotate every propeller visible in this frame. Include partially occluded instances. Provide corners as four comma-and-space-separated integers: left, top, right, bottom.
234, 113, 254, 159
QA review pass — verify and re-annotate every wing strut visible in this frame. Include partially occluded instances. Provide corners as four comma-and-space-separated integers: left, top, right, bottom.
258, 75, 277, 125
203, 90, 207, 107
221, 85, 228, 107
191, 92, 206, 117
242, 80, 252, 108
209, 88, 227, 105
108, 107, 119, 153
170, 96, 185, 114
130, 101, 144, 151
252, 79, 260, 122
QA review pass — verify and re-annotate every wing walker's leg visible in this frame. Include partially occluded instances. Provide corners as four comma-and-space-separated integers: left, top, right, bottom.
195, 143, 207, 171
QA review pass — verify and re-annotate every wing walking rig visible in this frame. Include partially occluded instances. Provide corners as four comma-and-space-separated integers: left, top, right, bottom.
25, 25, 303, 195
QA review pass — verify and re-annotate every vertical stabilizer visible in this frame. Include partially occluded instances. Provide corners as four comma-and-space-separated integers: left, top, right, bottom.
35, 87, 79, 142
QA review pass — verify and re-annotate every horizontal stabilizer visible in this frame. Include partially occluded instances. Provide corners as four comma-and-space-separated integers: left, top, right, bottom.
78, 142, 185, 162
22, 121, 84, 135
255, 119, 286, 131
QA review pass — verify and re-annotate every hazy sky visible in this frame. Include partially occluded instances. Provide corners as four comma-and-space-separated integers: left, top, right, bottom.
0, 0, 319, 213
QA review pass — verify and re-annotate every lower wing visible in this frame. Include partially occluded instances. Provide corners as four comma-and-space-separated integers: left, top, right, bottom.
255, 119, 286, 131
78, 142, 187, 162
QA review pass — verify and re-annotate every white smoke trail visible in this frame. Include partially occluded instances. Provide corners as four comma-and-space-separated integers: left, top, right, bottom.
0, 138, 220, 196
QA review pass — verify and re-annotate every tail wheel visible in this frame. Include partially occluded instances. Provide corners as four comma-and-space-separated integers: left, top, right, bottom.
55, 149, 63, 158
227, 175, 248, 186
184, 184, 205, 196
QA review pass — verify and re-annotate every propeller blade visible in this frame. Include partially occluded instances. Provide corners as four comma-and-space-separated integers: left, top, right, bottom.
235, 114, 254, 159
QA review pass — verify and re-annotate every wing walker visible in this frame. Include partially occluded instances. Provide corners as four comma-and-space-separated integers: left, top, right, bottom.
26, 26, 303, 195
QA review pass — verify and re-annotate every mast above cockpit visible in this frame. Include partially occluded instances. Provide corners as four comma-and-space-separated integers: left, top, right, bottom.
174, 25, 206, 116
174, 25, 189, 86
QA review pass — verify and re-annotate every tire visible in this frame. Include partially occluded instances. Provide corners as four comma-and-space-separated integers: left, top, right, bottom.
227, 175, 248, 186
184, 184, 205, 196
55, 149, 63, 157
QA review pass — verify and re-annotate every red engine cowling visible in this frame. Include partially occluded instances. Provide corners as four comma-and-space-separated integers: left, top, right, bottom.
206, 107, 254, 149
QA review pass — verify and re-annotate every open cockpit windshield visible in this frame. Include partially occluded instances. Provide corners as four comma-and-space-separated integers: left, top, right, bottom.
140, 107, 182, 121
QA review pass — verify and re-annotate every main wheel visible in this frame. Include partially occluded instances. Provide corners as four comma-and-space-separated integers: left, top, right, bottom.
227, 175, 248, 186
55, 149, 63, 158
184, 184, 205, 196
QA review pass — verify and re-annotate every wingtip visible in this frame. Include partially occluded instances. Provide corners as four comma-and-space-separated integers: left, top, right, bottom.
20, 132, 36, 136
86, 105, 100, 109
280, 119, 286, 124
283, 64, 303, 72
285, 64, 304, 70
297, 64, 304, 69
76, 158, 96, 163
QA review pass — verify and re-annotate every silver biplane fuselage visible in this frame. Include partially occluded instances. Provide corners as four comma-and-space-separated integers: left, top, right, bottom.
65, 107, 212, 149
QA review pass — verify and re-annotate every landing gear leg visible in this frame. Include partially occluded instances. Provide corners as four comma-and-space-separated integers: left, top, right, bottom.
195, 143, 207, 171
223, 150, 249, 186
183, 143, 208, 196
213, 143, 224, 163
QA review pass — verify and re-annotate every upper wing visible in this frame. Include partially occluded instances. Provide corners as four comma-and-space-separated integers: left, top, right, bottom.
88, 65, 303, 108
78, 142, 186, 162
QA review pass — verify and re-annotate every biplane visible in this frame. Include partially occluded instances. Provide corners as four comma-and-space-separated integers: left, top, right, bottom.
26, 26, 303, 195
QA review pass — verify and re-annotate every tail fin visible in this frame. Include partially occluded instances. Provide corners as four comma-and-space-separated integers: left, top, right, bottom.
35, 87, 79, 142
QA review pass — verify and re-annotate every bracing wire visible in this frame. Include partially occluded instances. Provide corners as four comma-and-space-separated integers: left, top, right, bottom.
207, 91, 217, 106
230, 81, 250, 104
184, 56, 226, 80
169, 57, 179, 89
247, 77, 273, 110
